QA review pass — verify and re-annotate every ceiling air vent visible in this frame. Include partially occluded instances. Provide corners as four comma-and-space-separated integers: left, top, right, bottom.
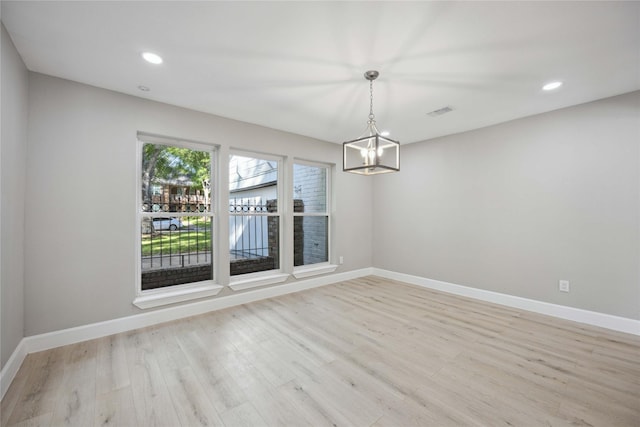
427, 106, 453, 117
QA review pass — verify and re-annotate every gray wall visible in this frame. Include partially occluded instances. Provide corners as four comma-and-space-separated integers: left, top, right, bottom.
1, 23, 28, 368
25, 73, 373, 336
373, 91, 640, 320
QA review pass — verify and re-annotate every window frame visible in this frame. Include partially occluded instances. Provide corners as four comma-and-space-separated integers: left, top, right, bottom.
292, 159, 337, 278
228, 150, 288, 290
134, 133, 222, 309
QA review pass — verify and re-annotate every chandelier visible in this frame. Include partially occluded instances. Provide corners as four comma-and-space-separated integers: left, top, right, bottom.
343, 70, 400, 175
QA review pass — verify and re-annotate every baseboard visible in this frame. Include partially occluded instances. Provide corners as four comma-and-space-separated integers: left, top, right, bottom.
372, 268, 640, 336
0, 339, 27, 400
0, 267, 372, 400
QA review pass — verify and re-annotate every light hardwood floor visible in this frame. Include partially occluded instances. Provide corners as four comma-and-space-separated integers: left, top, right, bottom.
2, 276, 639, 426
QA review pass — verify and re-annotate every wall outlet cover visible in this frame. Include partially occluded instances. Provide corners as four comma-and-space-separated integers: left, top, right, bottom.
559, 280, 570, 292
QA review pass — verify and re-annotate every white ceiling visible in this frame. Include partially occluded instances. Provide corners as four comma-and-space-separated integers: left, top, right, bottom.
2, 1, 639, 144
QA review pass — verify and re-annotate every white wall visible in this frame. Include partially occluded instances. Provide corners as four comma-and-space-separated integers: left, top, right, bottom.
1, 23, 28, 368
373, 91, 640, 320
25, 73, 373, 336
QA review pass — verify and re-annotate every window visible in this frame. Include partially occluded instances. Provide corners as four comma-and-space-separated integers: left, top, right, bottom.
135, 134, 221, 308
293, 161, 330, 268
229, 153, 282, 277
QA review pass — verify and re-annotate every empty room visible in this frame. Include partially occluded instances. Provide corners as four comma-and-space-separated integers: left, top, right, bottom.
1, 2, 639, 426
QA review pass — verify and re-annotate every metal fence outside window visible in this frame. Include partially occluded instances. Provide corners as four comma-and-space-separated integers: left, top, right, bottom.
141, 216, 212, 271
229, 197, 272, 259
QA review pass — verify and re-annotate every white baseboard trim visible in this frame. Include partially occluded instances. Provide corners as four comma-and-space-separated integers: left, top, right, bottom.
371, 268, 640, 336
1, 267, 372, 400
0, 339, 27, 400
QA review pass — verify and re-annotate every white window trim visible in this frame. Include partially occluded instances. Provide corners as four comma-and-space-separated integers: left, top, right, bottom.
133, 281, 224, 309
228, 272, 290, 291
135, 132, 219, 309
292, 263, 338, 279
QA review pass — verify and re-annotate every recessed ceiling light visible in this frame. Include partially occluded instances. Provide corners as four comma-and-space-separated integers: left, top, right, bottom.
142, 52, 163, 65
380, 131, 390, 137
542, 81, 563, 91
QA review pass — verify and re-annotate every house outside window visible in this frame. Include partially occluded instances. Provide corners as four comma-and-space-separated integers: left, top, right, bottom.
136, 134, 219, 307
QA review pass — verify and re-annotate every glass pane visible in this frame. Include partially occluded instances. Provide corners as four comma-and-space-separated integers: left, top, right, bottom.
294, 216, 328, 266
141, 216, 213, 290
293, 164, 327, 213
229, 154, 278, 212
230, 215, 279, 275
229, 154, 279, 275
141, 143, 212, 213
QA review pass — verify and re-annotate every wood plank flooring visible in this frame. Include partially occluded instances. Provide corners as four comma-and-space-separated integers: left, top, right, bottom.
2, 276, 639, 426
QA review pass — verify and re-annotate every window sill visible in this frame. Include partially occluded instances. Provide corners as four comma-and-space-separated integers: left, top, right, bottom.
133, 281, 224, 309
292, 264, 338, 279
229, 273, 289, 291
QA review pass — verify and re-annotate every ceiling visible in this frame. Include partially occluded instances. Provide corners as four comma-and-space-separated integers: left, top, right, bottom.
2, 1, 639, 144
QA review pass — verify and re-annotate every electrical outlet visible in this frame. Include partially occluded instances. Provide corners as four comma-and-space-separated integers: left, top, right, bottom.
339, 256, 344, 265
559, 280, 570, 293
